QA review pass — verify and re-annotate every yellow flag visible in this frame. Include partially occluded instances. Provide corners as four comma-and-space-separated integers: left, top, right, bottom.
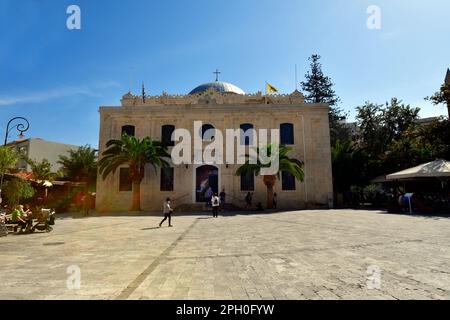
266, 82, 279, 94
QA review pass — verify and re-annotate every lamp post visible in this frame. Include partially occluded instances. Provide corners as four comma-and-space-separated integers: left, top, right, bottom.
0, 117, 30, 204
4, 117, 30, 146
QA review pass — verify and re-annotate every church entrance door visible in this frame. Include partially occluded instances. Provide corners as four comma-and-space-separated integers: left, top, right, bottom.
195, 165, 219, 203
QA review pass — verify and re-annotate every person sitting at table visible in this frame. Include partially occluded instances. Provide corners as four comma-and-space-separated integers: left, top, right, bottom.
12, 205, 31, 233
23, 204, 32, 215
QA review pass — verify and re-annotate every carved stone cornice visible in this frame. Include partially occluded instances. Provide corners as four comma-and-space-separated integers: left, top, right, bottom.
120, 90, 305, 107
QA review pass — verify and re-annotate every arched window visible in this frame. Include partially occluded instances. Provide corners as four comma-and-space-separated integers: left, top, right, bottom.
161, 125, 175, 146
121, 125, 135, 137
200, 124, 215, 141
240, 123, 254, 146
280, 123, 294, 145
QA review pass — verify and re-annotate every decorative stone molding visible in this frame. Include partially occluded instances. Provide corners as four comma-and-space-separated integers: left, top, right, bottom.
120, 90, 305, 107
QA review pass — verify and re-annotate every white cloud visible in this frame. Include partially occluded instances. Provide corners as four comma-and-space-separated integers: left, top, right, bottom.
0, 81, 121, 106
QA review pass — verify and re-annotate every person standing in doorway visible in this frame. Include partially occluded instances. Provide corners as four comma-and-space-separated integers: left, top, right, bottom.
211, 193, 220, 218
219, 189, 226, 211
159, 198, 173, 227
205, 187, 213, 207
245, 192, 253, 209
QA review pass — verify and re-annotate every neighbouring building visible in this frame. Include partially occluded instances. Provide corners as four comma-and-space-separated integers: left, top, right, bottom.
7, 138, 80, 172
97, 78, 333, 212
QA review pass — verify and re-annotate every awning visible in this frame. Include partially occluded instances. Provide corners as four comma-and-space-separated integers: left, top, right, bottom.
386, 159, 450, 180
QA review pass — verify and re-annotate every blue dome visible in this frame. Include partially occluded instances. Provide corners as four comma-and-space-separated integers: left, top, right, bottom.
189, 81, 245, 95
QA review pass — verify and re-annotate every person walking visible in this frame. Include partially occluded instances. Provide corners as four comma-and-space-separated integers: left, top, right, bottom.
273, 192, 278, 209
211, 193, 220, 218
159, 198, 173, 227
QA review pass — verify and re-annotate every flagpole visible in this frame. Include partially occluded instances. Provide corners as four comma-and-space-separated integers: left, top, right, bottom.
264, 81, 267, 104
295, 64, 298, 91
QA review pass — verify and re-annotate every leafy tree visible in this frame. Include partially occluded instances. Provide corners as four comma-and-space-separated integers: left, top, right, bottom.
0, 146, 19, 199
381, 134, 433, 174
379, 118, 450, 175
426, 83, 450, 118
383, 98, 421, 140
98, 134, 170, 211
236, 144, 304, 209
58, 146, 97, 185
27, 158, 54, 182
411, 117, 450, 160
0, 146, 19, 175
3, 178, 35, 207
356, 98, 420, 161
300, 54, 350, 145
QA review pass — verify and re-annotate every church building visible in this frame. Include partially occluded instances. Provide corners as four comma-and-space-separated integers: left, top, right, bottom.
96, 76, 333, 212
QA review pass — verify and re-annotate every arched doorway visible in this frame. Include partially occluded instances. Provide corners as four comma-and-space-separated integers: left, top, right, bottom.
195, 165, 219, 203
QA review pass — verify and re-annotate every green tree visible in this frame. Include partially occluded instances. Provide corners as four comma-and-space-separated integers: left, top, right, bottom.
300, 54, 350, 145
236, 144, 304, 209
27, 158, 54, 182
382, 134, 433, 174
0, 146, 20, 198
58, 146, 98, 186
417, 118, 450, 160
98, 134, 170, 211
3, 178, 35, 207
426, 83, 450, 118
356, 98, 420, 167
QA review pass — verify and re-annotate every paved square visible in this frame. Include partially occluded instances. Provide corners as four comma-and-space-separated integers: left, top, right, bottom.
1, 210, 449, 300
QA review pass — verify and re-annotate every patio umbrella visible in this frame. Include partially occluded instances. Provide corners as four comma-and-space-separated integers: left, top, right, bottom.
386, 159, 450, 180
36, 180, 53, 198
42, 180, 53, 188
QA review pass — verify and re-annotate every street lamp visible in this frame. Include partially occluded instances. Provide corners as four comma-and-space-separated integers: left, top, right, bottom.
4, 117, 30, 146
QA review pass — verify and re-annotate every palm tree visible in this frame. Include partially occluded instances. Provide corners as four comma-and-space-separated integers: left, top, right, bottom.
27, 158, 56, 200
331, 140, 368, 205
236, 144, 304, 209
98, 134, 171, 211
58, 146, 98, 186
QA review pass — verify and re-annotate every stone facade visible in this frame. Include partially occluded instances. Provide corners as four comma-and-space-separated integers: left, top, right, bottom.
97, 88, 333, 212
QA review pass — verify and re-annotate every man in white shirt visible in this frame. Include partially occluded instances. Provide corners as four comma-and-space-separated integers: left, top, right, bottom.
211, 193, 220, 218
159, 198, 173, 227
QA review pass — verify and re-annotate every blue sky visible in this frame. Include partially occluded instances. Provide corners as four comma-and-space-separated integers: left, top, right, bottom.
0, 0, 449, 148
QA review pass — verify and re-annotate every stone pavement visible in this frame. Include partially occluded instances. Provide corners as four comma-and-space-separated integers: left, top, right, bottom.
1, 210, 449, 300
